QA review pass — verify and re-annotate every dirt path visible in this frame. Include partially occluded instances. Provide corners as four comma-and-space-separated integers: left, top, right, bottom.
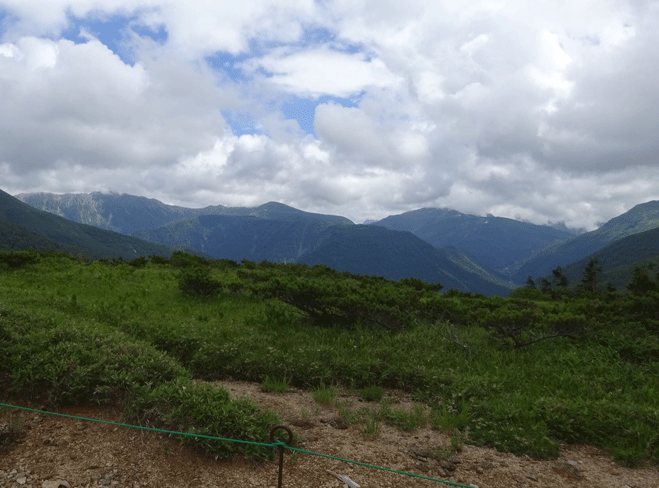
1, 381, 657, 488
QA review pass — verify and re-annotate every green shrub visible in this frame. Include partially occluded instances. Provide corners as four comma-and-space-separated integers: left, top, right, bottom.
0, 250, 41, 270
148, 255, 170, 265
129, 256, 148, 268
178, 267, 222, 297
124, 379, 281, 460
170, 251, 209, 268
4, 319, 188, 406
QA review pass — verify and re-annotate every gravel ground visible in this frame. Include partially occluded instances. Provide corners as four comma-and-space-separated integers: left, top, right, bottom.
1, 382, 658, 488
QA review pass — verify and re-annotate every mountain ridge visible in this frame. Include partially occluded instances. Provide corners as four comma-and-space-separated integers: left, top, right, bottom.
0, 189, 203, 260
12, 190, 659, 295
131, 213, 511, 295
373, 207, 574, 279
14, 192, 353, 235
513, 200, 659, 283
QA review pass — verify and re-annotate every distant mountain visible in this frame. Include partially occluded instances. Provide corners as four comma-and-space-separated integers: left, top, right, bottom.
439, 246, 516, 290
15, 192, 353, 234
0, 216, 75, 254
546, 221, 586, 235
513, 200, 659, 283
133, 214, 511, 296
132, 215, 333, 263
550, 226, 659, 291
0, 189, 199, 260
374, 208, 573, 278
297, 225, 511, 296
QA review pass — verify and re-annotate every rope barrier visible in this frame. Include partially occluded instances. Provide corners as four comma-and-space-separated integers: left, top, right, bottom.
0, 402, 475, 488
278, 444, 472, 487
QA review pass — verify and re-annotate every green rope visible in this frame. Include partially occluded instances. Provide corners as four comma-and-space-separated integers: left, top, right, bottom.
277, 443, 472, 487
0, 402, 273, 447
1, 402, 474, 488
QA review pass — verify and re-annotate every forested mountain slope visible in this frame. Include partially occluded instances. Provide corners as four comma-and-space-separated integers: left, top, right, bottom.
298, 225, 511, 296
374, 208, 573, 278
131, 215, 333, 263
556, 226, 659, 290
133, 214, 511, 295
0, 189, 198, 260
514, 200, 659, 283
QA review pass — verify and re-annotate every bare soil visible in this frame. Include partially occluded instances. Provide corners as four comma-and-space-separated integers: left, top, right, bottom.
1, 381, 658, 488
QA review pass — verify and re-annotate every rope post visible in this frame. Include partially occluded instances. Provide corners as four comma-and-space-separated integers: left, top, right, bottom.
269, 425, 294, 488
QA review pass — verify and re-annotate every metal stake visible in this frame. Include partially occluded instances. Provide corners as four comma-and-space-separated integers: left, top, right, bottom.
269, 424, 294, 488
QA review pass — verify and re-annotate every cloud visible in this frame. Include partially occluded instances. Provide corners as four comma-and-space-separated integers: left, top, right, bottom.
0, 35, 232, 174
242, 46, 402, 98
314, 102, 431, 170
1, 0, 659, 230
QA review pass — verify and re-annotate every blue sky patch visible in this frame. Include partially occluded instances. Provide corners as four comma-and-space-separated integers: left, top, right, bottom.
131, 22, 167, 44
282, 95, 361, 136
61, 14, 167, 65
298, 26, 365, 56
0, 8, 15, 41
222, 110, 261, 137
205, 51, 252, 83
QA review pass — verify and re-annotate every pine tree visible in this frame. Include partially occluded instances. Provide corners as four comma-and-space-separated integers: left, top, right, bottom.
552, 266, 568, 288
627, 264, 657, 295
579, 258, 601, 293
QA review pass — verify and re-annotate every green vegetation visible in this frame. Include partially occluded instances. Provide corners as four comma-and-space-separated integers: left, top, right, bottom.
1, 250, 658, 466
362, 416, 381, 439
311, 382, 338, 406
360, 385, 385, 402
260, 375, 291, 394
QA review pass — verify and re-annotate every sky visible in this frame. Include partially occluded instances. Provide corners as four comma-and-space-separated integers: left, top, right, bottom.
1, 1, 658, 229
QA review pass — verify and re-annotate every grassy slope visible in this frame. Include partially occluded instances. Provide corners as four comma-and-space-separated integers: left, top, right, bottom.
0, 253, 657, 466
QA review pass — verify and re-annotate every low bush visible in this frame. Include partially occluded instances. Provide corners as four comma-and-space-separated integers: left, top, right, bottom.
178, 267, 222, 297
124, 379, 281, 460
2, 315, 188, 406
0, 250, 41, 270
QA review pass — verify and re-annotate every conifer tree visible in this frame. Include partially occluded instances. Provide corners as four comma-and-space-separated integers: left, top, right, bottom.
579, 258, 601, 293
552, 266, 568, 288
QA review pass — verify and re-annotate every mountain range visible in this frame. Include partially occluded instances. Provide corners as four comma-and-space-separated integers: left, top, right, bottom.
372, 208, 574, 277
547, 225, 659, 290
510, 200, 659, 283
0, 189, 200, 260
15, 192, 352, 234
9, 190, 659, 294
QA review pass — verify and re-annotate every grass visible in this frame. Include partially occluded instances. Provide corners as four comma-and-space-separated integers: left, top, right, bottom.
362, 417, 381, 439
260, 375, 290, 394
424, 433, 465, 461
376, 399, 427, 432
0, 253, 658, 466
311, 382, 337, 406
360, 385, 384, 402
